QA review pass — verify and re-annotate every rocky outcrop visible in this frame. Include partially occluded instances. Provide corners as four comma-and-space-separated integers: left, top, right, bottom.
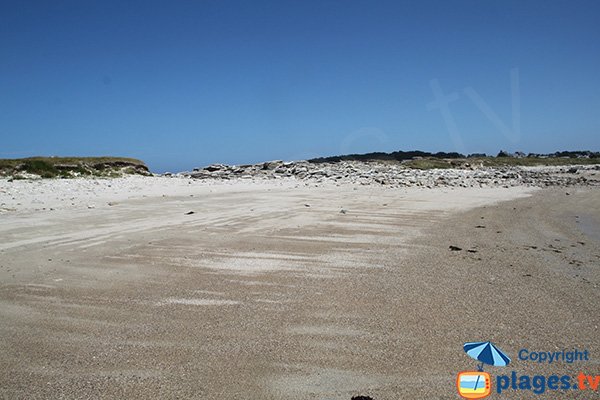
176, 160, 600, 188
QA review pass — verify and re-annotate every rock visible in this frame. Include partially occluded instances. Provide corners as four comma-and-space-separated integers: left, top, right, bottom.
54, 164, 79, 170
204, 164, 224, 172
262, 160, 283, 170
449, 245, 462, 251
340, 209, 347, 214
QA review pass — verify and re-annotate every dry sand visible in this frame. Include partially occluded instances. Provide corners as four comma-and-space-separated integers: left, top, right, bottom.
0, 178, 598, 399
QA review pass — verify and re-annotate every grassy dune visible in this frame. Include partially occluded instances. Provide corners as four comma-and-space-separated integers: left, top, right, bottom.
0, 157, 150, 178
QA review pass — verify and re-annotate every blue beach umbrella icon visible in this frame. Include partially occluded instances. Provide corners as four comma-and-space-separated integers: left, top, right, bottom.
463, 341, 511, 395
464, 341, 511, 370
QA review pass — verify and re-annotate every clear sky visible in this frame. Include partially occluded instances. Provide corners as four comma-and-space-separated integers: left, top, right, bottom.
1, 0, 599, 172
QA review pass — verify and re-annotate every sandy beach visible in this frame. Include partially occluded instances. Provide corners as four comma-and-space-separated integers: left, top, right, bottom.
3, 0, 599, 397
0, 177, 598, 399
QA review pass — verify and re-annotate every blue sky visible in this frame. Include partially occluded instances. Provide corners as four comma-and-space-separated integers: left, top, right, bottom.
1, 0, 599, 172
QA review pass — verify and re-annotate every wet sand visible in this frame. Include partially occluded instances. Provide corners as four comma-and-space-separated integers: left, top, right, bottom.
0, 180, 598, 399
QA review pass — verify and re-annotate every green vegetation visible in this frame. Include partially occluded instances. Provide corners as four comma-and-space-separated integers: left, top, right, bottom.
19, 159, 60, 178
401, 156, 600, 170
474, 156, 600, 167
310, 150, 600, 170
0, 156, 150, 179
402, 158, 455, 170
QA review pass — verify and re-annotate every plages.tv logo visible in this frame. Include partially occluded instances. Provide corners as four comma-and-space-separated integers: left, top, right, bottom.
457, 341, 511, 399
